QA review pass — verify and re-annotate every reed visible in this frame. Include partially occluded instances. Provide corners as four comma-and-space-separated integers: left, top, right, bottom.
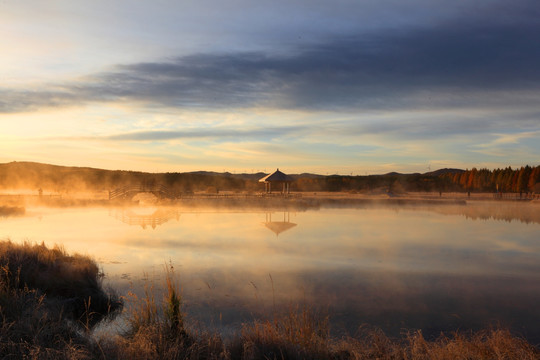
107, 263, 226, 359
0, 240, 122, 359
0, 240, 122, 327
229, 304, 331, 359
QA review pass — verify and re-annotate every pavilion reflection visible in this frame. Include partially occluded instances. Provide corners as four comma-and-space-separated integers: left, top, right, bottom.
263, 212, 297, 236
111, 208, 180, 229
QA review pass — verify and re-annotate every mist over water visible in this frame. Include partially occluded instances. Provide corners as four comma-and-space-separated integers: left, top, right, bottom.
1, 200, 539, 342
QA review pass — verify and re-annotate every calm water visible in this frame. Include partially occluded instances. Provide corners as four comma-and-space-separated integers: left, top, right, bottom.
1, 201, 539, 342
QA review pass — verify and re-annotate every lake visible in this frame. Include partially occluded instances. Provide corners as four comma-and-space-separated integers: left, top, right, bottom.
1, 199, 539, 343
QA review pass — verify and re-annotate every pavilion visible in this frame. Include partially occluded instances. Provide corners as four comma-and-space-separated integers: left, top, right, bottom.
259, 168, 294, 194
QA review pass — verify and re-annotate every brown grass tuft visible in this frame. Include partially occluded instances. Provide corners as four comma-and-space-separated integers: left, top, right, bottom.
0, 240, 122, 328
231, 304, 330, 359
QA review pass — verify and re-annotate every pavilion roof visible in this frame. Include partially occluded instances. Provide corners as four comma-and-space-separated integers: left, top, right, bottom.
258, 168, 294, 183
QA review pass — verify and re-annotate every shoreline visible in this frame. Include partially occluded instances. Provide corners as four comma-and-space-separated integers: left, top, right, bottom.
2, 190, 538, 205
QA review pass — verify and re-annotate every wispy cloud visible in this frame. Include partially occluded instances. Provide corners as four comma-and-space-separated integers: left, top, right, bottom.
101, 125, 304, 142
490, 131, 540, 145
468, 130, 540, 160
1, 9, 539, 114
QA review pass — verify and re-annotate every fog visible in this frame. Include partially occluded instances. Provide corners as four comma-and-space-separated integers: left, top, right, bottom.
1, 196, 539, 342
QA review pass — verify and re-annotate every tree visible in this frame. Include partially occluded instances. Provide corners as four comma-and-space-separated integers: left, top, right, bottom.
529, 166, 540, 192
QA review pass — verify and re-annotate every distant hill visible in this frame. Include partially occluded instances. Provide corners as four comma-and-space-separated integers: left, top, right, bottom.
0, 161, 537, 194
188, 170, 267, 181
424, 168, 465, 177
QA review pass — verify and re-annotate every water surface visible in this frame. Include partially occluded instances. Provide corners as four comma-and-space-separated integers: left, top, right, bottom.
1, 201, 539, 342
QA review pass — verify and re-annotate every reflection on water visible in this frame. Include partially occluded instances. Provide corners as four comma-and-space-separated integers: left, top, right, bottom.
434, 200, 540, 224
1, 202, 539, 342
111, 208, 180, 229
263, 212, 297, 236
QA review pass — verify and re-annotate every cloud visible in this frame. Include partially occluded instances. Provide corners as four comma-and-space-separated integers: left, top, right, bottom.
470, 130, 540, 155
491, 131, 540, 145
1, 4, 539, 114
103, 126, 304, 141
90, 19, 540, 111
299, 108, 540, 143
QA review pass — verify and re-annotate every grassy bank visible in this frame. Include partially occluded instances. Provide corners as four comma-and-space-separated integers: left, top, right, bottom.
0, 242, 538, 359
0, 241, 122, 359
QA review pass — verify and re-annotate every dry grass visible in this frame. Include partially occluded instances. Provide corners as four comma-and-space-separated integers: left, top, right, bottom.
0, 288, 95, 359
227, 312, 540, 360
0, 241, 122, 359
0, 242, 538, 359
332, 328, 540, 360
229, 305, 330, 359
0, 241, 122, 326
102, 263, 227, 360
406, 328, 539, 359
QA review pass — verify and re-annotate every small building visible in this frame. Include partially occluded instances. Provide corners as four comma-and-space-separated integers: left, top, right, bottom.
259, 168, 293, 194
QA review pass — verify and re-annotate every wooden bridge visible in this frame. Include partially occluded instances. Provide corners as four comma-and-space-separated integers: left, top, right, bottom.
109, 184, 176, 200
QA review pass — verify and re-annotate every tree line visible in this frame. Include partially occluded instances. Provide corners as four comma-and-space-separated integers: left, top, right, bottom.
0, 162, 538, 194
439, 166, 540, 193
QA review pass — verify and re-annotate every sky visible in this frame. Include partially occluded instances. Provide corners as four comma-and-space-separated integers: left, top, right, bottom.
1, 0, 539, 175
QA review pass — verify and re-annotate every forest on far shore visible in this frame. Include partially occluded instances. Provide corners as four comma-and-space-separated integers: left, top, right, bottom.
0, 162, 539, 195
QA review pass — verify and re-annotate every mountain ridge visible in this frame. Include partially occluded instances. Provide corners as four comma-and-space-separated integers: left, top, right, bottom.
1, 161, 463, 178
